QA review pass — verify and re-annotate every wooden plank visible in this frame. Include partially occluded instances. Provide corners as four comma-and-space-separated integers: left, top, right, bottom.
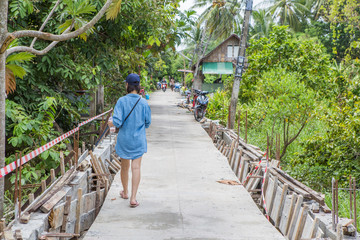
261, 169, 270, 202
293, 205, 308, 240
269, 168, 310, 198
113, 158, 122, 169
272, 167, 324, 205
97, 156, 108, 176
228, 140, 236, 163
235, 149, 243, 177
28, 167, 76, 213
89, 151, 105, 183
61, 195, 71, 232
287, 195, 304, 239
75, 188, 83, 236
106, 159, 119, 173
276, 183, 289, 228
267, 176, 278, 215
309, 217, 320, 238
231, 143, 239, 170
40, 189, 67, 213
95, 182, 101, 216
285, 193, 298, 236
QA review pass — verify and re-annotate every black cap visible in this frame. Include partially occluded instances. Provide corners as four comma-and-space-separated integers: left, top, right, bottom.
124, 73, 140, 86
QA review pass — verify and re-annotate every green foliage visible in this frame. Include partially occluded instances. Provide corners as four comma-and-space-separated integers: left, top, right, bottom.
185, 73, 193, 87
206, 89, 230, 126
242, 26, 333, 101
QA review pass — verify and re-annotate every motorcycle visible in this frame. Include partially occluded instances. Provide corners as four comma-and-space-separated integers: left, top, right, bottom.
193, 89, 210, 122
174, 83, 181, 92
161, 82, 167, 92
156, 82, 161, 90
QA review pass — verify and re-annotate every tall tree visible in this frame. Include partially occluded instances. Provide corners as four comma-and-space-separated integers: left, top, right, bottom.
0, 0, 114, 217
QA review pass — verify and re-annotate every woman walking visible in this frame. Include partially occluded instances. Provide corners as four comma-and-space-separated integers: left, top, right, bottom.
108, 73, 151, 208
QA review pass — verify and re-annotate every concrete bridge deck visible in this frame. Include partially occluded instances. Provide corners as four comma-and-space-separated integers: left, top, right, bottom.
84, 91, 284, 240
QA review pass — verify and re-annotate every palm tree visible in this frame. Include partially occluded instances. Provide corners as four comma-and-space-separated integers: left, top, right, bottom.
196, 0, 242, 40
250, 9, 274, 39
268, 0, 310, 31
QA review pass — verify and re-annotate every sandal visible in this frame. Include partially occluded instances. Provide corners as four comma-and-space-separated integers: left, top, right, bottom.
130, 200, 140, 208
120, 190, 129, 199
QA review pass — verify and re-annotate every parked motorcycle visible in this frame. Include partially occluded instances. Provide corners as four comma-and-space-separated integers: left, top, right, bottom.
161, 82, 167, 92
193, 89, 210, 122
174, 83, 181, 92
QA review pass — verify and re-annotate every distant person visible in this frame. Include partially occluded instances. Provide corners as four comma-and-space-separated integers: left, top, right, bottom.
170, 78, 175, 91
108, 73, 151, 208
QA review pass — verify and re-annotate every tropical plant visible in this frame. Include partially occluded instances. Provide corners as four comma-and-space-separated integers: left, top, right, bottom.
268, 0, 310, 31
250, 9, 274, 39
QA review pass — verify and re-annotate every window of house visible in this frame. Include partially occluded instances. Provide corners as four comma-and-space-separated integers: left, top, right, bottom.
227, 45, 233, 58
234, 45, 239, 57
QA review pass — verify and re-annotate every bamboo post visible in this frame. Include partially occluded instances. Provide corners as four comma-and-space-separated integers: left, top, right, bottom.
50, 169, 55, 184
41, 180, 46, 193
61, 195, 72, 233
105, 179, 109, 197
350, 176, 353, 220
276, 133, 280, 160
60, 151, 65, 175
75, 188, 82, 238
332, 178, 336, 231
14, 153, 18, 222
353, 178, 357, 230
82, 142, 86, 153
95, 181, 101, 216
237, 110, 241, 142
18, 152, 23, 218
245, 111, 248, 143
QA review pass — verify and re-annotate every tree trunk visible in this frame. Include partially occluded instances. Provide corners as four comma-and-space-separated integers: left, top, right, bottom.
0, 0, 8, 218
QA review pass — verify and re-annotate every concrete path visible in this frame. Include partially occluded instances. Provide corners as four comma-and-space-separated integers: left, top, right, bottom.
84, 91, 284, 240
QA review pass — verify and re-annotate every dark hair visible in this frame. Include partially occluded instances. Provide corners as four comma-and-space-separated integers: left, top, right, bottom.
126, 84, 141, 94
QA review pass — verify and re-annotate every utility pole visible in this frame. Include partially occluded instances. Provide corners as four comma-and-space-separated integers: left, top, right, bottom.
228, 0, 253, 129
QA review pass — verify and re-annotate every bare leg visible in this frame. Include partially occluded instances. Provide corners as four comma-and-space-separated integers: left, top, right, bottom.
130, 157, 142, 204
120, 159, 130, 198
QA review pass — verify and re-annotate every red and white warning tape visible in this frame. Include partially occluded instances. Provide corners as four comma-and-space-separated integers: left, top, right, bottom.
0, 109, 113, 179
261, 152, 270, 221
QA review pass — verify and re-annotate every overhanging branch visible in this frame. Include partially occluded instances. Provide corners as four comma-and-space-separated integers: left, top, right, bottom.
8, 0, 112, 43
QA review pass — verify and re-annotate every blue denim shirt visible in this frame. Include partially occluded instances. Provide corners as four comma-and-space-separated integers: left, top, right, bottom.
113, 94, 151, 159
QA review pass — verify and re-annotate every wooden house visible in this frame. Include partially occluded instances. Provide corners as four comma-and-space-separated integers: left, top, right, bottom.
192, 34, 241, 75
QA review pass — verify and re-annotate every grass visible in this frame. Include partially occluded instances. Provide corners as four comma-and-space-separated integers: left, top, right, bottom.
325, 190, 360, 231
